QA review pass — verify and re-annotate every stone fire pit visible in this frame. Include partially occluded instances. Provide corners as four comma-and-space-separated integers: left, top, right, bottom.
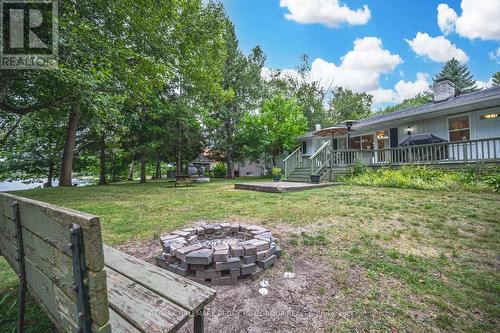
155, 223, 281, 286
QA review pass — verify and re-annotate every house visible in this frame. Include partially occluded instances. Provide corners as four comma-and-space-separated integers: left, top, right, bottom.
284, 79, 500, 182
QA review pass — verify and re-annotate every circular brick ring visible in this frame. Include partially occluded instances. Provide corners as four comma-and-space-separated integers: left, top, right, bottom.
155, 223, 281, 286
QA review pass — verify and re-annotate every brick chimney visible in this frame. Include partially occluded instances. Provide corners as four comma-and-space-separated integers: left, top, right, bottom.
433, 78, 456, 102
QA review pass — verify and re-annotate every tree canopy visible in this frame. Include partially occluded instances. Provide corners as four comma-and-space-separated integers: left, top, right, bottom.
433, 58, 478, 95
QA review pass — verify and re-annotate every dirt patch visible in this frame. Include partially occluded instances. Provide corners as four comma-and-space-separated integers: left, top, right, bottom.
116, 231, 338, 332
115, 222, 436, 332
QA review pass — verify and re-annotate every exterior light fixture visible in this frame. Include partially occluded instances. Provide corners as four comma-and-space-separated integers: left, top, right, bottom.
407, 125, 412, 136
341, 120, 358, 149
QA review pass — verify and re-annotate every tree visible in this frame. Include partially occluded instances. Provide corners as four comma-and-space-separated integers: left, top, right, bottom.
375, 92, 432, 115
240, 95, 307, 166
206, 20, 265, 178
492, 72, 500, 86
0, 109, 67, 186
433, 58, 478, 95
265, 55, 327, 130
327, 87, 373, 125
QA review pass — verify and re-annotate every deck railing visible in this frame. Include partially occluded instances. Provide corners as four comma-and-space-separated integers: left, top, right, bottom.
310, 141, 331, 175
283, 146, 302, 179
332, 137, 500, 167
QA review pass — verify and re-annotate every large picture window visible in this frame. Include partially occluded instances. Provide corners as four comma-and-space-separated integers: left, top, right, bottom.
349, 134, 374, 149
448, 115, 470, 142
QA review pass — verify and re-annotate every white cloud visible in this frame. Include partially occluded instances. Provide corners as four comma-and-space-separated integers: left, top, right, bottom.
476, 79, 493, 90
306, 37, 402, 92
370, 88, 395, 105
370, 73, 432, 105
489, 47, 500, 64
393, 73, 432, 101
279, 0, 371, 28
437, 4, 457, 35
406, 32, 469, 63
436, 1, 500, 40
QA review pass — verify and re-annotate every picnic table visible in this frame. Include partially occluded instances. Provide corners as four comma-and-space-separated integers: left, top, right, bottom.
175, 175, 192, 187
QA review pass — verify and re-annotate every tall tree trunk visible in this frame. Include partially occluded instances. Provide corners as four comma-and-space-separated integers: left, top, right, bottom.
98, 134, 107, 185
45, 160, 54, 188
226, 151, 234, 179
176, 121, 182, 176
140, 155, 147, 183
111, 151, 117, 182
59, 105, 79, 186
155, 151, 161, 179
127, 161, 134, 180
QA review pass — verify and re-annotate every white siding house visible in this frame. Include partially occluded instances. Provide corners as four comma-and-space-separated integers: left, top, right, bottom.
284, 81, 500, 181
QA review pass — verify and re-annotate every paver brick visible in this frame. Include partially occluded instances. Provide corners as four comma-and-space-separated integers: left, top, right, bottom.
242, 244, 257, 256
213, 249, 229, 262
174, 243, 204, 260
185, 249, 214, 265
257, 254, 276, 269
241, 263, 256, 276
215, 257, 241, 271
196, 269, 221, 280
242, 255, 256, 265
229, 243, 244, 257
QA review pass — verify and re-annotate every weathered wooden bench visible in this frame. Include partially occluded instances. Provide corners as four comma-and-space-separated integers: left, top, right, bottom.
175, 176, 192, 187
0, 193, 215, 333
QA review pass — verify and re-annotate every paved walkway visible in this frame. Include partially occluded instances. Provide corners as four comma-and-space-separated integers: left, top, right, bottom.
234, 181, 339, 193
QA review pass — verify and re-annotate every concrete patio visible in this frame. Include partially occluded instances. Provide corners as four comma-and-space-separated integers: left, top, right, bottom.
234, 181, 339, 193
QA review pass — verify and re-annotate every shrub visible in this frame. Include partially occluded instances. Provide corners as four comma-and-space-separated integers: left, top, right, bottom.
271, 167, 282, 177
343, 164, 499, 193
212, 162, 227, 178
345, 160, 366, 178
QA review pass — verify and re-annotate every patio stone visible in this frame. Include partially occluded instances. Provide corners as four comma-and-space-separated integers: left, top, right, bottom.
215, 257, 241, 271
174, 243, 204, 260
213, 249, 229, 262
185, 249, 214, 265
241, 263, 256, 276
257, 254, 276, 269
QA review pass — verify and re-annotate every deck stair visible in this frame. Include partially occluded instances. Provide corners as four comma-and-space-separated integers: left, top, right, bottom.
287, 165, 348, 182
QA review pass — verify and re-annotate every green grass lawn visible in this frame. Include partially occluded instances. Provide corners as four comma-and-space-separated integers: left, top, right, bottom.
1, 179, 499, 332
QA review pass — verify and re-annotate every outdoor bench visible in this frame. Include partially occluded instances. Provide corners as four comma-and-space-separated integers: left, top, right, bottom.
0, 192, 215, 333
175, 175, 192, 187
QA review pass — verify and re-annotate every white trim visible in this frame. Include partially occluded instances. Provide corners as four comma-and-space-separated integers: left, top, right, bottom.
446, 113, 471, 142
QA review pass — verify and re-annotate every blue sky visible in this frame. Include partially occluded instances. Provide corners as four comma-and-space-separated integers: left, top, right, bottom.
220, 0, 500, 106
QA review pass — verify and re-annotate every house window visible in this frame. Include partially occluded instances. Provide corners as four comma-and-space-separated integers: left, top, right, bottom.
349, 135, 374, 150
448, 115, 470, 142
376, 130, 389, 149
302, 141, 307, 154
480, 113, 500, 120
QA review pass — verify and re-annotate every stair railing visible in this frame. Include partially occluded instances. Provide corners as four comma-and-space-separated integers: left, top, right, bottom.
283, 146, 302, 180
310, 141, 331, 175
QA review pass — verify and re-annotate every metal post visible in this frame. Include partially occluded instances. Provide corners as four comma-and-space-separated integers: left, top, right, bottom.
194, 308, 204, 333
13, 202, 26, 333
70, 224, 92, 333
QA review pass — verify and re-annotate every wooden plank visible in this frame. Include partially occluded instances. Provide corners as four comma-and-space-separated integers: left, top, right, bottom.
21, 226, 110, 327
0, 193, 104, 272
104, 245, 216, 312
106, 268, 190, 333
24, 256, 80, 333
109, 308, 142, 333
0, 230, 19, 273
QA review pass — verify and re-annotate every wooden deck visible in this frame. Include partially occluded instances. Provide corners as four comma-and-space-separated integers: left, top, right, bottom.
234, 181, 338, 193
